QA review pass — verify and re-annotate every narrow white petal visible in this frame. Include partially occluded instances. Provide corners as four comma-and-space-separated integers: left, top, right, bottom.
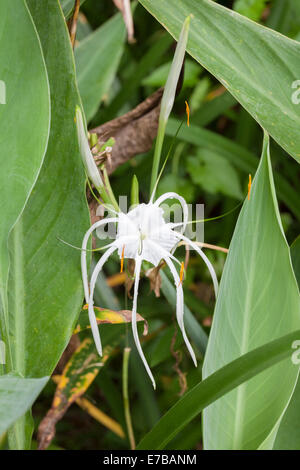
175, 232, 219, 298
164, 256, 197, 367
88, 245, 117, 356
81, 217, 118, 302
153, 192, 188, 233
132, 257, 156, 389
146, 238, 181, 268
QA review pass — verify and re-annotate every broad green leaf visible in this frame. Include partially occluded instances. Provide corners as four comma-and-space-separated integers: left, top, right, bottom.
0, 0, 50, 358
202, 134, 300, 449
7, 1, 90, 447
139, 0, 300, 163
0, 373, 48, 436
7, 1, 89, 379
75, 12, 126, 122
137, 329, 300, 450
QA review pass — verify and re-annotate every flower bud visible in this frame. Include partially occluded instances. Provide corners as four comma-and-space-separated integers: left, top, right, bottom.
75, 106, 103, 189
160, 15, 191, 124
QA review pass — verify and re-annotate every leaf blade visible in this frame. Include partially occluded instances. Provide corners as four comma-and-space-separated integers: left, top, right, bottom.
202, 134, 300, 449
8, 0, 90, 378
0, 0, 50, 358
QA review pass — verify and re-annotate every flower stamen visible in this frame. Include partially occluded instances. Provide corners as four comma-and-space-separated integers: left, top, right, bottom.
178, 261, 185, 287
248, 174, 252, 200
185, 100, 190, 127
120, 244, 125, 273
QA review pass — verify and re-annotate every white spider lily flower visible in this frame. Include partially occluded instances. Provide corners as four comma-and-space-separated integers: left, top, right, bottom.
81, 192, 218, 389
75, 106, 103, 190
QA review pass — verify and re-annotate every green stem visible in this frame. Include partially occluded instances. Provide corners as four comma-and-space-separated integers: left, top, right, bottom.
102, 167, 119, 212
150, 118, 166, 195
122, 347, 136, 450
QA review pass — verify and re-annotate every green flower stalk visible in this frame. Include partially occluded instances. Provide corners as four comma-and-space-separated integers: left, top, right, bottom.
150, 15, 191, 193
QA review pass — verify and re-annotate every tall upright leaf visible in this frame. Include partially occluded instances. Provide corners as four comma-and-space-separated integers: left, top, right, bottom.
139, 0, 300, 163
8, 0, 89, 376
4, 0, 89, 411
5, 0, 90, 447
0, 0, 50, 362
202, 134, 300, 449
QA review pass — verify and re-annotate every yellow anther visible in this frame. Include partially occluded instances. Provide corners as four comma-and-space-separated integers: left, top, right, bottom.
120, 245, 125, 273
178, 261, 185, 287
248, 174, 252, 201
185, 100, 190, 127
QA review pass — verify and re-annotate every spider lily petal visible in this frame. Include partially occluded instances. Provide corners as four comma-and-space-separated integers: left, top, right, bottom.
147, 238, 197, 366
132, 256, 156, 389
175, 232, 219, 297
81, 217, 119, 302
164, 256, 197, 367
88, 245, 118, 356
75, 106, 103, 190
82, 230, 138, 357
153, 191, 189, 234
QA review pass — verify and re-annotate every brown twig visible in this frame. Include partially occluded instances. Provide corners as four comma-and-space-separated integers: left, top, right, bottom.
184, 244, 190, 272
178, 241, 229, 254
67, 0, 80, 49
91, 88, 163, 175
